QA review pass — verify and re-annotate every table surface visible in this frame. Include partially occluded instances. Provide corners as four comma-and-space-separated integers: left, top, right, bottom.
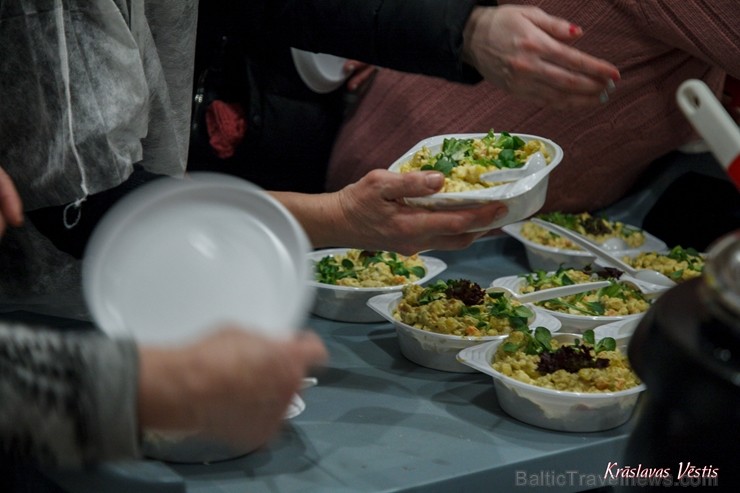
48, 235, 637, 493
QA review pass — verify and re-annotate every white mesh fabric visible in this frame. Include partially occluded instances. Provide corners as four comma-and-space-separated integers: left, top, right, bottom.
0, 0, 197, 316
0, 0, 196, 210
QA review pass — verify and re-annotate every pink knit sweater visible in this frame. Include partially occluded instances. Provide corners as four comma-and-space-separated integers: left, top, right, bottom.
326, 0, 740, 213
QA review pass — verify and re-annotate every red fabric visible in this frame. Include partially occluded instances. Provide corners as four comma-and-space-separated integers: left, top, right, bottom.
206, 100, 247, 159
728, 155, 740, 190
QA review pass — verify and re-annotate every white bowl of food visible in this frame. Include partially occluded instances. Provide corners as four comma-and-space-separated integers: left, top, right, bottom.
387, 131, 564, 229
457, 329, 645, 432
502, 212, 667, 271
490, 269, 652, 333
366, 279, 562, 372
308, 248, 447, 323
598, 246, 706, 285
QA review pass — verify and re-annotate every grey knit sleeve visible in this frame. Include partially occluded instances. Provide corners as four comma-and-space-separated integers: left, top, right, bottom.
0, 323, 141, 467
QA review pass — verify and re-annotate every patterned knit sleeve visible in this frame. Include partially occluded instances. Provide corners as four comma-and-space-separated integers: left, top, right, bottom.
0, 323, 140, 467
632, 0, 740, 78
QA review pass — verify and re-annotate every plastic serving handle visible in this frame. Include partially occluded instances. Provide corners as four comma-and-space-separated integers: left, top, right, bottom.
676, 79, 740, 189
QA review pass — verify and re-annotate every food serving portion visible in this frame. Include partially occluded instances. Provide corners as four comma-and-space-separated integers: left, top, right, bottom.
367, 279, 562, 373
492, 328, 639, 393
457, 329, 645, 431
396, 130, 552, 192
502, 214, 667, 271
520, 268, 651, 317
395, 279, 535, 337
492, 267, 652, 332
314, 249, 427, 288
520, 212, 646, 250
621, 246, 705, 283
387, 132, 564, 228
307, 248, 447, 323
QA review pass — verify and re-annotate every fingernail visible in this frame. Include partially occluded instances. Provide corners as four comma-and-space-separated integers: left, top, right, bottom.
607, 79, 617, 93
425, 172, 444, 189
599, 90, 609, 104
569, 24, 581, 36
345, 63, 355, 73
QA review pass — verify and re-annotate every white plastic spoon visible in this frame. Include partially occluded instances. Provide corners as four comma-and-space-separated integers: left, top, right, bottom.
479, 151, 547, 184
487, 280, 611, 303
617, 275, 668, 300
530, 218, 677, 288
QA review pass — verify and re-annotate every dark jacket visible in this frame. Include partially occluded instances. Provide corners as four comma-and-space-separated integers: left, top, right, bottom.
200, 0, 486, 83
189, 0, 490, 193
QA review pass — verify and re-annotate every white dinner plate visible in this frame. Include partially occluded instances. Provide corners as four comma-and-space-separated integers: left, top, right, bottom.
83, 173, 314, 345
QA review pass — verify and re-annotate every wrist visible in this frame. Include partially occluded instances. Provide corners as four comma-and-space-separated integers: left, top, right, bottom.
462, 7, 484, 68
271, 191, 347, 248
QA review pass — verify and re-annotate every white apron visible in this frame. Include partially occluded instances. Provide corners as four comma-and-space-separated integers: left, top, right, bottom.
0, 0, 198, 318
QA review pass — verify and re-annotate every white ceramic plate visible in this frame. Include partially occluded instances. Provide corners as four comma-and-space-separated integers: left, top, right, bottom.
386, 133, 564, 228
291, 48, 348, 94
502, 221, 668, 271
83, 173, 314, 345
490, 275, 647, 333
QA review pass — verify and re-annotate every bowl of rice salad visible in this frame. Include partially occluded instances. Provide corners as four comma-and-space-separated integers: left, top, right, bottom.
367, 279, 561, 372
457, 328, 645, 432
491, 267, 652, 333
610, 246, 705, 284
502, 211, 667, 271
308, 248, 447, 322
387, 130, 564, 230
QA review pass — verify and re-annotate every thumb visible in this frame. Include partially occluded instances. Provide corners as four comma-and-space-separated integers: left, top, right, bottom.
380, 171, 445, 201
293, 331, 329, 368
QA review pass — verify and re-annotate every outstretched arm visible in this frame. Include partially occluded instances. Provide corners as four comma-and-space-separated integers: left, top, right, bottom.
0, 323, 327, 467
0, 323, 139, 467
219, 0, 618, 107
271, 170, 508, 255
